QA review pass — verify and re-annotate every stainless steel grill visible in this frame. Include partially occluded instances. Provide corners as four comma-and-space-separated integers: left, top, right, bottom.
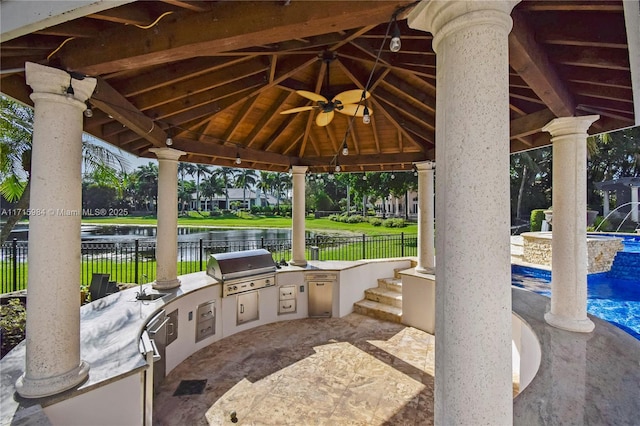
206, 249, 277, 297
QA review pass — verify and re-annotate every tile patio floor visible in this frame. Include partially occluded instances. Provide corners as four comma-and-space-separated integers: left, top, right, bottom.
153, 313, 435, 425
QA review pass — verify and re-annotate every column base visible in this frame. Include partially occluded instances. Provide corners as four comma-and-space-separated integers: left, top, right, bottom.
153, 278, 181, 290
415, 266, 435, 275
544, 311, 595, 333
289, 259, 308, 267
16, 360, 90, 398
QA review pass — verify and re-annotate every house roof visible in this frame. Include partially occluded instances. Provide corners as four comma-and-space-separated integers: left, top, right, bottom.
1, 1, 637, 173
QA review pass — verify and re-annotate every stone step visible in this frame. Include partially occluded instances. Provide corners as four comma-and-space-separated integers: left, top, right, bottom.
378, 277, 402, 293
353, 299, 402, 324
364, 287, 403, 308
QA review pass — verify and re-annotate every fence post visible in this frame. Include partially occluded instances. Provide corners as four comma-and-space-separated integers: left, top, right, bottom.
134, 239, 139, 284
401, 232, 405, 257
12, 238, 18, 292
261, 237, 264, 249
362, 234, 366, 259
199, 238, 204, 271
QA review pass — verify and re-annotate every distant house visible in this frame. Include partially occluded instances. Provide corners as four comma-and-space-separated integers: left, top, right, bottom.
190, 188, 279, 211
374, 190, 419, 220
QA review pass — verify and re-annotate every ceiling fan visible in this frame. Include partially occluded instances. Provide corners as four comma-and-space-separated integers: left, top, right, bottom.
280, 52, 373, 127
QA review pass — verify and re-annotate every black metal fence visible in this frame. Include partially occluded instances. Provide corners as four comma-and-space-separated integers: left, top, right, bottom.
1, 233, 417, 294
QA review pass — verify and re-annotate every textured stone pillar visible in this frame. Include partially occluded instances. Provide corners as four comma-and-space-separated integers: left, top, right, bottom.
149, 148, 185, 290
631, 185, 639, 223
415, 161, 435, 273
409, 2, 517, 423
290, 166, 308, 266
16, 62, 96, 398
543, 116, 599, 333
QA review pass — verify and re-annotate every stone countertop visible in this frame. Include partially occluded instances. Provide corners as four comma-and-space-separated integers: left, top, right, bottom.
512, 287, 640, 425
0, 272, 218, 425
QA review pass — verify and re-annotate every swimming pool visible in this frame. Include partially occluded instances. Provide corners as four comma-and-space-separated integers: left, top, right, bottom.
512, 266, 640, 340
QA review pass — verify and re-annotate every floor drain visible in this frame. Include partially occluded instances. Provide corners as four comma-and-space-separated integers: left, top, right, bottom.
173, 379, 207, 396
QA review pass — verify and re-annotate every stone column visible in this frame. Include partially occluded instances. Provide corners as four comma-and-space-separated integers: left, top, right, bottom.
149, 148, 185, 290
543, 116, 599, 333
415, 161, 435, 273
409, 2, 517, 423
602, 190, 610, 218
631, 185, 639, 223
16, 62, 96, 398
290, 166, 307, 266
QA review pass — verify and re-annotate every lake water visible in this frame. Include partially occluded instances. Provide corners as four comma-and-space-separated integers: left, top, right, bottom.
8, 224, 306, 242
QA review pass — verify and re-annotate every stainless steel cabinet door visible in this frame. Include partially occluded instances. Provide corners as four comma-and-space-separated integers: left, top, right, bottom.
237, 291, 259, 325
308, 281, 333, 317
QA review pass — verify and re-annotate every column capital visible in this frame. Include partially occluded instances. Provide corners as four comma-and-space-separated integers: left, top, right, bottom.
25, 62, 96, 103
407, 0, 518, 53
542, 115, 600, 138
291, 165, 308, 175
414, 161, 435, 171
149, 147, 186, 161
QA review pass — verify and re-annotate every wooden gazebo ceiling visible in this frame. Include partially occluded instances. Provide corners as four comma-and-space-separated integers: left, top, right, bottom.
0, 0, 635, 173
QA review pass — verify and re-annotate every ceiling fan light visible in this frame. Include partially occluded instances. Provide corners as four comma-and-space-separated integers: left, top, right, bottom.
235, 154, 241, 165
342, 143, 349, 156
335, 164, 341, 172
165, 136, 173, 146
363, 106, 371, 124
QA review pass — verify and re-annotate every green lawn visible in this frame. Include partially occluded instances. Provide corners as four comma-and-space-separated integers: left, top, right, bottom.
82, 213, 417, 236
3, 213, 417, 293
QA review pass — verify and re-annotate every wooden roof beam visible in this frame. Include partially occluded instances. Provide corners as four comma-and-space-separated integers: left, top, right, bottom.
91, 77, 166, 148
56, 1, 413, 75
509, 10, 576, 117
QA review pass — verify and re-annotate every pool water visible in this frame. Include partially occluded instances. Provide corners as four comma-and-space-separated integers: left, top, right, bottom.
512, 265, 640, 340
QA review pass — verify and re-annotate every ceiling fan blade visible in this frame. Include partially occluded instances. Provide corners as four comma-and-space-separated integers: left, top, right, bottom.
337, 104, 373, 117
296, 90, 328, 103
333, 89, 370, 105
316, 110, 334, 127
280, 106, 315, 115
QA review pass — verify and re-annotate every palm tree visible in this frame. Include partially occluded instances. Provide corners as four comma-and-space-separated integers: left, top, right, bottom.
271, 172, 291, 213
257, 171, 274, 209
178, 180, 195, 213
192, 164, 211, 211
0, 96, 128, 244
211, 167, 238, 210
178, 162, 196, 211
134, 163, 159, 211
200, 175, 226, 209
235, 169, 257, 210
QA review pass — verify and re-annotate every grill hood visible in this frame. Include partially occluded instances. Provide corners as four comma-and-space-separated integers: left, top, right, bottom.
206, 249, 277, 282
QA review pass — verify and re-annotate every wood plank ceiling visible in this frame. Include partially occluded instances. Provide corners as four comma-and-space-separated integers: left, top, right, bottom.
0, 0, 635, 173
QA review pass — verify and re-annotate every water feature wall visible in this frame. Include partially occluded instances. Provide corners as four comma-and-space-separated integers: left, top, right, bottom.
521, 232, 624, 273
608, 252, 640, 280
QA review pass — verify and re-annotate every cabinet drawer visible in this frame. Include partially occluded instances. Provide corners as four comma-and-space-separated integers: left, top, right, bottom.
197, 302, 215, 321
196, 318, 215, 341
279, 299, 296, 314
279, 285, 296, 300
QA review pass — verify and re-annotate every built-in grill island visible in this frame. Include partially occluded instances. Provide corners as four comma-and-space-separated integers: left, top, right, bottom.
207, 249, 277, 326
206, 249, 277, 297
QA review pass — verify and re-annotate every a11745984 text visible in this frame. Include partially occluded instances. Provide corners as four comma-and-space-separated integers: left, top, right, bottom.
0, 208, 129, 217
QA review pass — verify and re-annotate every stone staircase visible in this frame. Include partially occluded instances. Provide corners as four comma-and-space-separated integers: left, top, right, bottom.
353, 268, 404, 323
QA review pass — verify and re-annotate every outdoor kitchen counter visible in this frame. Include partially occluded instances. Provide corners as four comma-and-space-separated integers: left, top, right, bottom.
0, 271, 218, 425
0, 261, 370, 424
